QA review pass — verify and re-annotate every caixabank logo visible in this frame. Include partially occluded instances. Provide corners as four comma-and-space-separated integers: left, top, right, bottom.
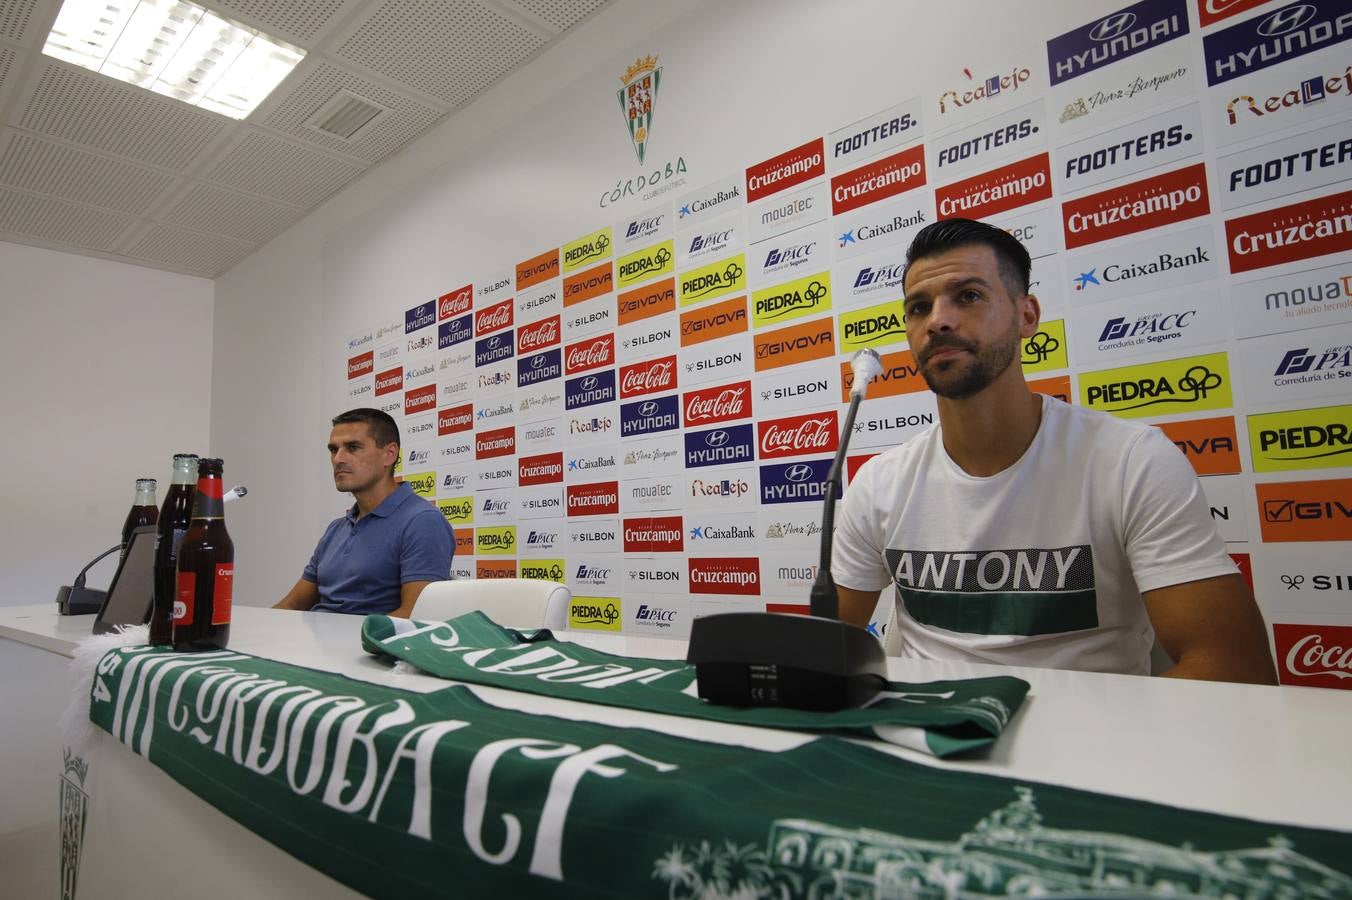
438, 285, 473, 320
1225, 189, 1352, 274
623, 515, 684, 552
565, 369, 617, 410
936, 154, 1053, 221
1248, 404, 1352, 472
516, 248, 559, 291
517, 348, 562, 387
1063, 163, 1210, 249
1047, 0, 1189, 86
569, 596, 622, 631
760, 458, 830, 505
617, 277, 675, 327
752, 271, 832, 329
1203, 0, 1352, 86
1273, 623, 1352, 690
1078, 352, 1232, 418
1156, 416, 1241, 476
685, 423, 756, 468
830, 144, 927, 215
1256, 477, 1352, 541
620, 393, 680, 437
680, 254, 745, 307
687, 557, 761, 595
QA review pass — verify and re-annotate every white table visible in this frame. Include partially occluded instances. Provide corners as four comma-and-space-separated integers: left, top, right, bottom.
3, 603, 1349, 899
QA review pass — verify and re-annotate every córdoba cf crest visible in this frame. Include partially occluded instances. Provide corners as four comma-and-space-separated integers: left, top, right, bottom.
618, 56, 661, 164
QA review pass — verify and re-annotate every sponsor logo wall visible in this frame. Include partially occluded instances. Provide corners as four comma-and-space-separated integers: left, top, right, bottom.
334, 27, 1352, 679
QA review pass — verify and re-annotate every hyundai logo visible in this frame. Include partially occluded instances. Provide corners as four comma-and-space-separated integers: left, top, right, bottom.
532, 353, 546, 368
639, 401, 659, 416
581, 376, 598, 390
785, 464, 814, 482
488, 335, 502, 349
1258, 4, 1316, 35
706, 430, 730, 447
1090, 11, 1136, 40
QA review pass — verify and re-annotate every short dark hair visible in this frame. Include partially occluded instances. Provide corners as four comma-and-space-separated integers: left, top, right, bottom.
332, 408, 400, 450
902, 218, 1032, 298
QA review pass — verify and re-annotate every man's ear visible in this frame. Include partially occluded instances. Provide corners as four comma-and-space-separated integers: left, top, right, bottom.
1019, 293, 1042, 339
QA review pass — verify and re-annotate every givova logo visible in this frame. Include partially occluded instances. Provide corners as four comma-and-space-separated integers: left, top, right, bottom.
1248, 404, 1352, 472
569, 596, 622, 631
1021, 320, 1068, 373
1080, 352, 1232, 418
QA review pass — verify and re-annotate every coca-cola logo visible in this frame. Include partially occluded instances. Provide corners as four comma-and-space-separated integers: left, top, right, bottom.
1274, 623, 1352, 690
564, 335, 615, 374
684, 382, 751, 425
619, 356, 677, 398
758, 411, 839, 459
439, 286, 472, 320
475, 299, 514, 335
518, 316, 560, 352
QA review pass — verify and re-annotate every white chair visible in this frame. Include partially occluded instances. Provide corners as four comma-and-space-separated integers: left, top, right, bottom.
412, 578, 570, 629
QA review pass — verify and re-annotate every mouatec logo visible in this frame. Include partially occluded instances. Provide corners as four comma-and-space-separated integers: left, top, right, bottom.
1274, 623, 1352, 689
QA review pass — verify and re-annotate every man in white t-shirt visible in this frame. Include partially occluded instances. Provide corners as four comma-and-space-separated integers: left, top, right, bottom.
831, 218, 1276, 683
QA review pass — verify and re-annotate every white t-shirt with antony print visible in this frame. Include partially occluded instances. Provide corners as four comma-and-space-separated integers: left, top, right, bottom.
832, 395, 1236, 675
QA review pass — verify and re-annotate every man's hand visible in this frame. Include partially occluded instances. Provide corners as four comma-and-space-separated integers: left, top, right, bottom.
274, 578, 319, 611
837, 585, 883, 630
1144, 573, 1277, 684
389, 580, 433, 619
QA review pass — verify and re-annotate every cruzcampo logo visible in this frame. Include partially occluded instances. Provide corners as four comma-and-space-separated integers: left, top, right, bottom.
752, 271, 832, 329
1248, 404, 1352, 473
562, 227, 613, 274
476, 525, 517, 555
438, 496, 474, 524
570, 596, 623, 631
680, 253, 746, 307
616, 239, 675, 288
519, 559, 567, 582
1021, 320, 1068, 374
618, 55, 661, 163
404, 471, 436, 498
1079, 352, 1232, 419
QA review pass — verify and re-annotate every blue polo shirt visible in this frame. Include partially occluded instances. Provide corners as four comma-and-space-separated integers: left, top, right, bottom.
303, 482, 454, 615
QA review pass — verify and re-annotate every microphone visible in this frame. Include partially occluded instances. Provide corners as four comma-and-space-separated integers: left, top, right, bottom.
686, 348, 887, 711
224, 485, 248, 503
54, 544, 122, 615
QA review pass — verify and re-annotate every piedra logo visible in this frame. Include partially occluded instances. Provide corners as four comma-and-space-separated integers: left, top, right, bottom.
618, 56, 661, 163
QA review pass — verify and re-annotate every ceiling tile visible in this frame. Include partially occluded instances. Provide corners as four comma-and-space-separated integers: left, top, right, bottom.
0, 0, 40, 42
206, 130, 366, 207
161, 181, 303, 244
509, 0, 606, 32
0, 185, 134, 249
124, 223, 256, 276
335, 0, 546, 108
210, 0, 352, 46
0, 132, 177, 214
19, 62, 226, 171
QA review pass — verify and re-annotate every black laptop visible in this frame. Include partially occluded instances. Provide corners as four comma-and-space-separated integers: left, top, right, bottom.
92, 525, 158, 635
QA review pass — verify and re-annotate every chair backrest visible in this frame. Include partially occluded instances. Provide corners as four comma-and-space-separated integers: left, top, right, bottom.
412, 579, 570, 629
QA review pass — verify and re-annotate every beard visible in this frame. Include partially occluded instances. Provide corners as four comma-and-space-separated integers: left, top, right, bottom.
917, 323, 1021, 400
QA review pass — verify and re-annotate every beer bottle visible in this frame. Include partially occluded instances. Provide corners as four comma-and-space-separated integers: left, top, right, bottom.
149, 454, 198, 645
172, 458, 233, 652
121, 478, 158, 559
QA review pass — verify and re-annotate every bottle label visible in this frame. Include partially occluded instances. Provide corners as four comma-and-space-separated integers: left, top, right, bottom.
212, 564, 233, 626
169, 527, 187, 562
174, 572, 195, 626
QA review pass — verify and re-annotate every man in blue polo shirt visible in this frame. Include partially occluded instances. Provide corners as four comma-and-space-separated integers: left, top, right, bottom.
275, 408, 454, 617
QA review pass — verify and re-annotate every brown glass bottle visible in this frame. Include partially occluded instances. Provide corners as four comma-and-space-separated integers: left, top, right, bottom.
172, 458, 233, 652
150, 454, 198, 645
121, 478, 158, 560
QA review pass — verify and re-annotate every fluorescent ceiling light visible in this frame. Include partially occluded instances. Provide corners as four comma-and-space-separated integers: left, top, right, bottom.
43, 0, 305, 119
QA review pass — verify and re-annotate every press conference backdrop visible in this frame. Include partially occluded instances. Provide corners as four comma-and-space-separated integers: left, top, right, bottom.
328, 0, 1352, 689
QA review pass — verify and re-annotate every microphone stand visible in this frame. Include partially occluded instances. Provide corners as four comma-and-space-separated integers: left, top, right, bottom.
55, 544, 122, 615
685, 353, 887, 711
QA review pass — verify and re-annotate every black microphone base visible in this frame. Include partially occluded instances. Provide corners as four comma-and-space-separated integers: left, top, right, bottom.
55, 585, 106, 616
686, 612, 887, 711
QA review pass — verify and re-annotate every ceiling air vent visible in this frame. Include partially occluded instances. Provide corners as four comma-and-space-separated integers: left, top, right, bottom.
303, 90, 388, 140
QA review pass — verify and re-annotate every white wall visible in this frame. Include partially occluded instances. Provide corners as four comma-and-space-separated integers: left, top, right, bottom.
0, 241, 213, 604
